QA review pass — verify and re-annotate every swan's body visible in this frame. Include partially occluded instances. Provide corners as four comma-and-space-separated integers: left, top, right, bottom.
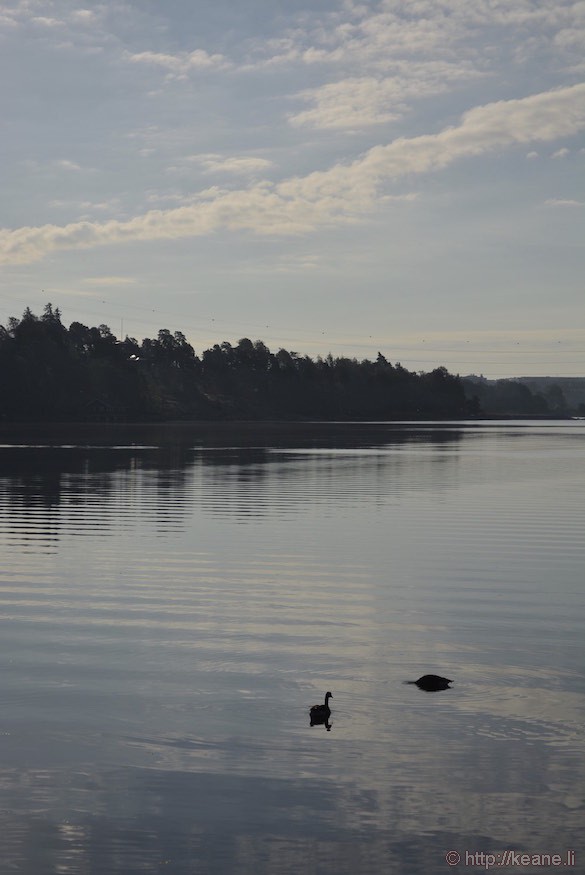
310, 691, 332, 722
406, 674, 452, 692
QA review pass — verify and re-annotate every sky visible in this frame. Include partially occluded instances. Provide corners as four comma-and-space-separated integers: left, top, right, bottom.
1, 0, 584, 378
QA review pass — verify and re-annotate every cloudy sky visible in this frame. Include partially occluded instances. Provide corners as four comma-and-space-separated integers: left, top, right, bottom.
1, 0, 584, 376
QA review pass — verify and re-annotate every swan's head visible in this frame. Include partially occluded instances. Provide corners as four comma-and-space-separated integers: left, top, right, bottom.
325, 691, 333, 700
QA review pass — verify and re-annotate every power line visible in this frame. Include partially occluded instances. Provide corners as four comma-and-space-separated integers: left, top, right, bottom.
1, 292, 584, 375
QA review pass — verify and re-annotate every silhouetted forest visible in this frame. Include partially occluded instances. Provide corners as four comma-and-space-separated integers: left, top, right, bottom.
0, 305, 574, 422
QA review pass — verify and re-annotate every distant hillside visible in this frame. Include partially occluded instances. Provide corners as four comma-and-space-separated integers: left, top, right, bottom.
462, 375, 585, 417
513, 378, 585, 411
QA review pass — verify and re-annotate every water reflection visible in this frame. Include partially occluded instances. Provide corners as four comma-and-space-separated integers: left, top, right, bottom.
1, 729, 582, 874
0, 421, 466, 510
310, 716, 332, 731
1, 423, 468, 553
1, 422, 584, 874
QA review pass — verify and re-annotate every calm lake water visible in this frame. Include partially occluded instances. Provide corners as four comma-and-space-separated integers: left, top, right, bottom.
0, 421, 584, 875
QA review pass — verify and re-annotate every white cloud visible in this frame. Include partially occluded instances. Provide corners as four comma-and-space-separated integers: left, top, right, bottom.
55, 159, 84, 172
544, 198, 584, 207
289, 62, 480, 130
554, 26, 585, 52
18, 159, 95, 177
290, 77, 401, 129
83, 276, 137, 286
271, 254, 322, 273
48, 197, 121, 213
48, 288, 100, 298
0, 11, 18, 28
380, 193, 420, 203
70, 10, 97, 25
239, 0, 585, 91
191, 154, 275, 175
124, 49, 230, 77
1, 82, 584, 266
31, 16, 63, 28
145, 192, 194, 205
551, 147, 570, 158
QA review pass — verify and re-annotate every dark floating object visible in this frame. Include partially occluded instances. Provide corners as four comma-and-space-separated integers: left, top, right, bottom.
310, 691, 332, 726
406, 674, 453, 692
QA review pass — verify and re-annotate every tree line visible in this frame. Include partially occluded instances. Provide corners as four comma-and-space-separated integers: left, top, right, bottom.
0, 304, 572, 422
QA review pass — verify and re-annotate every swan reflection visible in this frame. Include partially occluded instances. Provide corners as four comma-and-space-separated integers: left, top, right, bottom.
310, 713, 332, 731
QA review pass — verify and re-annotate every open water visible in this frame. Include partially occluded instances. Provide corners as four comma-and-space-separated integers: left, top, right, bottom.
0, 421, 584, 874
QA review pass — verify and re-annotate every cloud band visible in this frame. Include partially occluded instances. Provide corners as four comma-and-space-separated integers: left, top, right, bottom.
1, 82, 584, 266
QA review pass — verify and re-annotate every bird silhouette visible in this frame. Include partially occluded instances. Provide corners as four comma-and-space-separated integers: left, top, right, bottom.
405, 674, 453, 692
310, 691, 332, 725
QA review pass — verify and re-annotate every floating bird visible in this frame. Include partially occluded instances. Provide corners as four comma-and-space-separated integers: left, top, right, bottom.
310, 691, 332, 724
406, 674, 453, 692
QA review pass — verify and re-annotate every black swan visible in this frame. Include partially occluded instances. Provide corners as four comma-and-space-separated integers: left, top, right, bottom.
406, 674, 452, 692
310, 691, 332, 721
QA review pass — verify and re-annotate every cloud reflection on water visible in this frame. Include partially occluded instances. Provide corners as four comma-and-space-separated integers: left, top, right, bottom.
0, 422, 584, 874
